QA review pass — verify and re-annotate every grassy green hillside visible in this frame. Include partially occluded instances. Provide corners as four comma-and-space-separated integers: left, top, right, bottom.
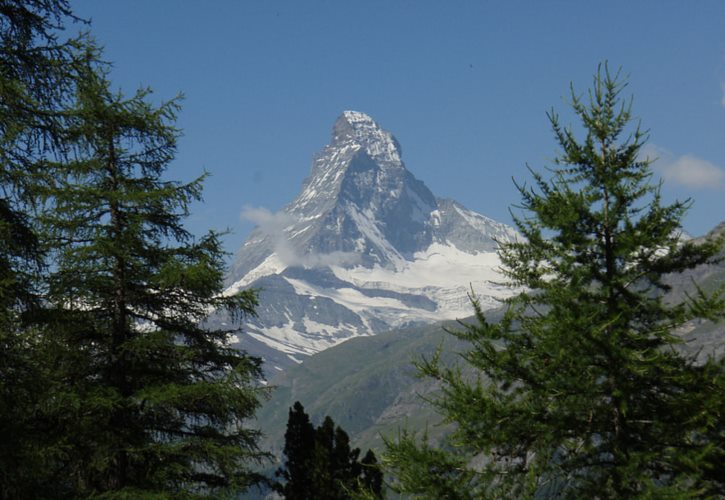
255, 318, 474, 457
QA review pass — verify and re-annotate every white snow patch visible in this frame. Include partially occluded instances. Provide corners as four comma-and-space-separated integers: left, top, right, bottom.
245, 315, 364, 357
333, 242, 503, 291
430, 209, 441, 227
224, 253, 287, 295
330, 241, 515, 319
287, 224, 313, 239
285, 278, 410, 315
302, 317, 334, 335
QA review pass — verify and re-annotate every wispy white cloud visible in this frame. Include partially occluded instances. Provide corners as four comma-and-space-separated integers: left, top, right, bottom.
240, 206, 360, 268
641, 144, 724, 189
240, 206, 295, 235
240, 206, 298, 265
662, 155, 725, 188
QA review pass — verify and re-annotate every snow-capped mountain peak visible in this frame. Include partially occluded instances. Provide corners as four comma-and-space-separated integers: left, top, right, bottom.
224, 112, 520, 373
332, 110, 402, 166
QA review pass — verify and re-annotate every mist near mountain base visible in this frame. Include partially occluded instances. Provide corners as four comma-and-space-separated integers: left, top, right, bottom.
241, 205, 361, 269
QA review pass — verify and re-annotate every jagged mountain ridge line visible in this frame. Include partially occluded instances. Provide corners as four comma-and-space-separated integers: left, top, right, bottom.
223, 111, 520, 370
228, 111, 517, 284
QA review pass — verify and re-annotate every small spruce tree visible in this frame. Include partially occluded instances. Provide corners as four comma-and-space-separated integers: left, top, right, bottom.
384, 66, 725, 498
360, 449, 384, 499
277, 401, 383, 499
332, 424, 362, 492
277, 401, 318, 499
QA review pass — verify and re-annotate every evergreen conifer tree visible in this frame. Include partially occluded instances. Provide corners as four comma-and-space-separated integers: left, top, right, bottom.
277, 401, 318, 499
332, 424, 362, 492
1, 0, 81, 308
360, 449, 384, 499
277, 401, 383, 499
384, 66, 725, 498
310, 416, 338, 498
0, 2, 90, 494
40, 61, 268, 496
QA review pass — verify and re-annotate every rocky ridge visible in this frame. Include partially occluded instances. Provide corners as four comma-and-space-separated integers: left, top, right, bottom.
225, 111, 519, 371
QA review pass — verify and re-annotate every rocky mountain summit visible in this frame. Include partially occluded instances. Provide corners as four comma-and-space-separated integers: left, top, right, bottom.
225, 111, 519, 371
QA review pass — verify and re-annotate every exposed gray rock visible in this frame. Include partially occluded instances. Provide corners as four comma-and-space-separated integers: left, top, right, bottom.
227, 111, 519, 373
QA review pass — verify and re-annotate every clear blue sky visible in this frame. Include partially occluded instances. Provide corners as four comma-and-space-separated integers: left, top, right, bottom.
72, 0, 725, 257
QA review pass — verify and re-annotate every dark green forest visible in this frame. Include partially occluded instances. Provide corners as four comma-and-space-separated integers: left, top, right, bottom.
1, 2, 723, 499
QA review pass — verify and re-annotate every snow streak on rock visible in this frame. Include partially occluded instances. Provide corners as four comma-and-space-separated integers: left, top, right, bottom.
224, 111, 520, 371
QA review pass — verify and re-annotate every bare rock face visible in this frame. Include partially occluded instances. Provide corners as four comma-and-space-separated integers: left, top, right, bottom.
225, 111, 519, 372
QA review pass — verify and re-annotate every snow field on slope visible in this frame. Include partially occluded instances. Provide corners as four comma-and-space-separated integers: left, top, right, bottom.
331, 241, 508, 294
225, 253, 286, 294
246, 315, 366, 357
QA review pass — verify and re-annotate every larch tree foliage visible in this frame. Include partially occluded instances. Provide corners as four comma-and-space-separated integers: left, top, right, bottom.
384, 67, 725, 498
0, 0, 80, 315
40, 61, 268, 496
0, 1, 86, 495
